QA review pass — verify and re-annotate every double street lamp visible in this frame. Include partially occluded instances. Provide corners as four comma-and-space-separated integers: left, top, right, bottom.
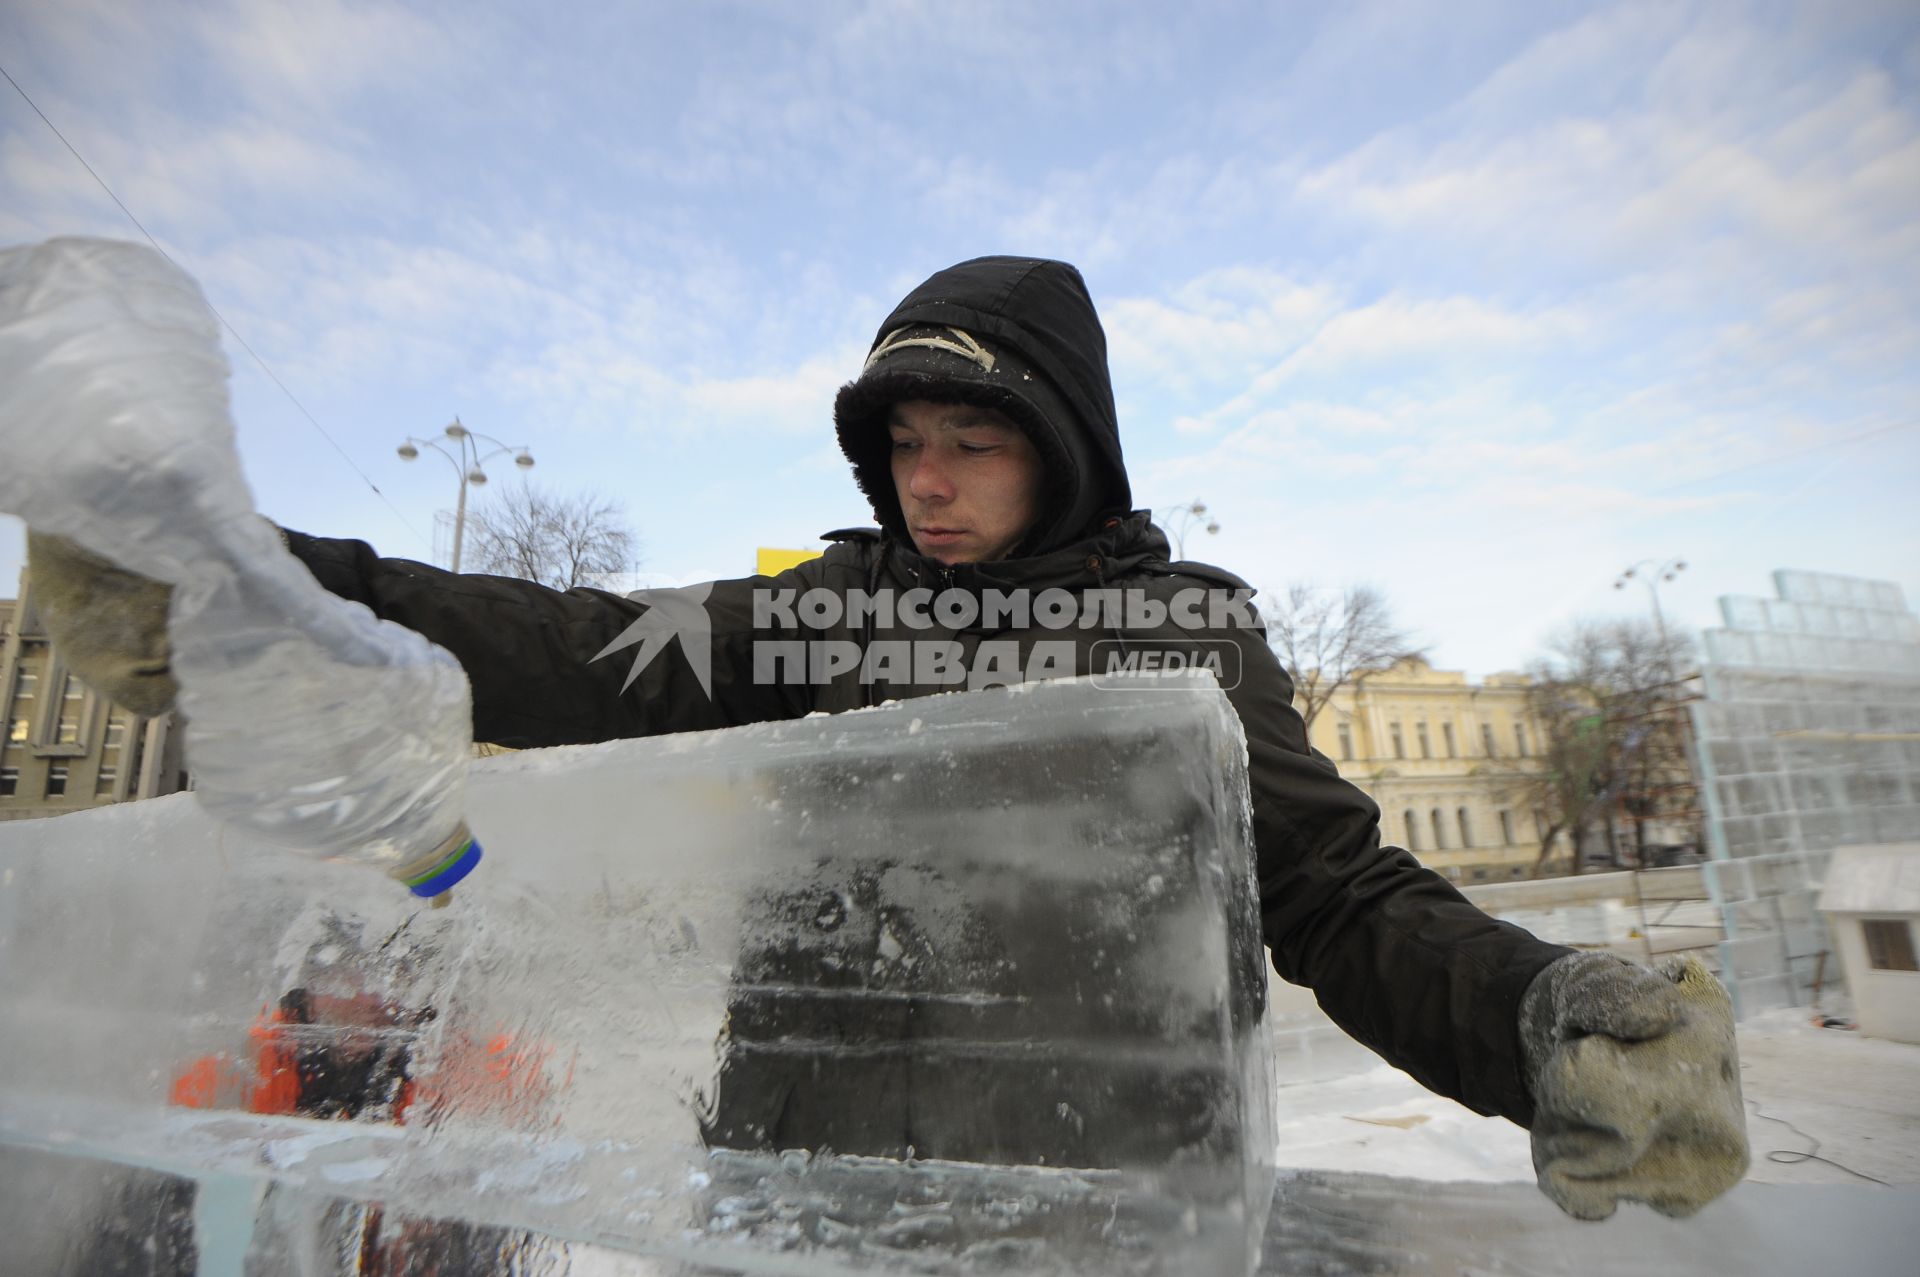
1614, 557, 1687, 650
397, 419, 534, 572
1159, 499, 1221, 560
1611, 559, 1699, 866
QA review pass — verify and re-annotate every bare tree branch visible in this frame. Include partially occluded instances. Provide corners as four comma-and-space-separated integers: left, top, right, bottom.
1264, 584, 1425, 728
463, 483, 640, 591
1511, 617, 1699, 878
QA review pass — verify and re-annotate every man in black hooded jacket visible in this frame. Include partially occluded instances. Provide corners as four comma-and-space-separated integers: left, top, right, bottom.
28, 255, 1749, 1221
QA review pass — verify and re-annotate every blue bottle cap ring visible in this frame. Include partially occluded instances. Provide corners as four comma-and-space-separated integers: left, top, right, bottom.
403, 836, 482, 898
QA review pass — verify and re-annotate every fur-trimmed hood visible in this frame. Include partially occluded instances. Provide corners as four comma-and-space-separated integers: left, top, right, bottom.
833, 256, 1132, 557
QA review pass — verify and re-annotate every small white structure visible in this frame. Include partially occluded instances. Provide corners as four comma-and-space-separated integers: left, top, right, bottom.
1818, 843, 1920, 1044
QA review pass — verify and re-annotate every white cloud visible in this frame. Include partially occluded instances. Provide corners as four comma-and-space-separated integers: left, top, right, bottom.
193, 0, 452, 111
0, 1, 426, 246
1277, 294, 1588, 381
1104, 268, 1337, 396
1150, 291, 1590, 438
1297, 9, 1920, 310
682, 351, 857, 436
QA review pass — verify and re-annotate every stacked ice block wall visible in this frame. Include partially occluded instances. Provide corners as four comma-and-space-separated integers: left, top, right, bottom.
1691, 570, 1920, 1015
0, 673, 1275, 1276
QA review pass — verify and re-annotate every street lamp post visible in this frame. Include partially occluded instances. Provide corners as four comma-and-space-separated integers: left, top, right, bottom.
397, 418, 535, 572
1614, 557, 1687, 652
1157, 499, 1221, 560
1612, 556, 1691, 870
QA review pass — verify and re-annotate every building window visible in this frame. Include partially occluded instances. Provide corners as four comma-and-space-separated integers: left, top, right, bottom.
1442, 723, 1457, 757
7, 668, 33, 745
1390, 723, 1405, 759
54, 674, 85, 745
95, 765, 119, 798
125, 723, 149, 796
1417, 723, 1431, 758
1499, 810, 1515, 844
1514, 723, 1529, 757
1481, 723, 1497, 758
1864, 919, 1918, 972
1337, 721, 1354, 761
1404, 810, 1419, 851
1457, 807, 1473, 848
1430, 808, 1447, 850
46, 764, 69, 797
0, 766, 17, 797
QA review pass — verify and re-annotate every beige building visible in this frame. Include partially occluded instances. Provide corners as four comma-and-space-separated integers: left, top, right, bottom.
1, 566, 186, 821
1304, 656, 1566, 883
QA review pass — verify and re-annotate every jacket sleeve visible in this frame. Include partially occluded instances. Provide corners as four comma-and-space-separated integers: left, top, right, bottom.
1219, 629, 1573, 1128
282, 530, 815, 748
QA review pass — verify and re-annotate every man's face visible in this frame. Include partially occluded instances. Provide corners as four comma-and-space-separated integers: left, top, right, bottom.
887, 399, 1045, 565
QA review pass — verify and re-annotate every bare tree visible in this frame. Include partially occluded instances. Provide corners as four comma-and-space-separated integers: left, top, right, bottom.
1514, 617, 1699, 877
1264, 584, 1425, 728
463, 483, 639, 591
1517, 642, 1615, 878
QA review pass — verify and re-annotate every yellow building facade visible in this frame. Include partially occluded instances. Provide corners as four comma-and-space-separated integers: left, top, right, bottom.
1306, 657, 1566, 882
1, 568, 186, 821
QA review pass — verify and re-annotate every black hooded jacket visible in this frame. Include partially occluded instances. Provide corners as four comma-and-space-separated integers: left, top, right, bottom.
832, 256, 1132, 555
286, 256, 1571, 1132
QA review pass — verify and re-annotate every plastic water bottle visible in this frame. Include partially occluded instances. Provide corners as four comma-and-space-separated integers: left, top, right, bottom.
0, 237, 481, 902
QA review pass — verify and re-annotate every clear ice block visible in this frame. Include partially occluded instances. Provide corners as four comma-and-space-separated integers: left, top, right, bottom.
0, 672, 1274, 1275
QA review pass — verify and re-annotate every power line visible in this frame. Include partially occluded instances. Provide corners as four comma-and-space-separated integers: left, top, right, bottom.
1651, 418, 1920, 494
0, 60, 430, 552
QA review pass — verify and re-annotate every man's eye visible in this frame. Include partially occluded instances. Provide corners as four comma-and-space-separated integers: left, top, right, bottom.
890, 438, 918, 453
959, 442, 1000, 456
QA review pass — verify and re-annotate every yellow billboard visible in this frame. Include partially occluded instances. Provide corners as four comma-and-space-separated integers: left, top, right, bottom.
756, 547, 822, 576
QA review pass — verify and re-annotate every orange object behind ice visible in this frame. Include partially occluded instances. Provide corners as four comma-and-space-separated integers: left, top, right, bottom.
168, 988, 559, 1130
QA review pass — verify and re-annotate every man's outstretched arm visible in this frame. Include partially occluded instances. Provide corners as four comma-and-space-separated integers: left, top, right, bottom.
25, 527, 815, 749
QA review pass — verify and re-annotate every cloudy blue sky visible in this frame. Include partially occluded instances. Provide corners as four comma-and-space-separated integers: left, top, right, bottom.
3, 0, 1916, 678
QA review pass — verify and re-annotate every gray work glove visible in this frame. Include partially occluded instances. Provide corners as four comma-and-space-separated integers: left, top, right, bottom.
1519, 951, 1749, 1221
26, 530, 178, 716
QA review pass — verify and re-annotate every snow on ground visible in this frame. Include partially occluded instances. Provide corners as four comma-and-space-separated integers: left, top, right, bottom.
1729, 1005, 1920, 1188
1272, 1006, 1920, 1190
1273, 1060, 1535, 1184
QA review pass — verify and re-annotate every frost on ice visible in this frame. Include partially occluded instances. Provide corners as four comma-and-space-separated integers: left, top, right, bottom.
0, 673, 1275, 1275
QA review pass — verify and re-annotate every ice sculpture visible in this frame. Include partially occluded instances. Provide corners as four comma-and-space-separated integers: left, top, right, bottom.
0, 672, 1275, 1275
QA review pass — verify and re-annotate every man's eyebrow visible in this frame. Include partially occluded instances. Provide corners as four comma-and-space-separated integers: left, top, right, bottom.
885, 408, 1018, 432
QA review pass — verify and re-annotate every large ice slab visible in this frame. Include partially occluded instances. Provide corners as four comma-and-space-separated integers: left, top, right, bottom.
0, 672, 1273, 1275
1260, 1171, 1919, 1277
5, 1150, 1910, 1276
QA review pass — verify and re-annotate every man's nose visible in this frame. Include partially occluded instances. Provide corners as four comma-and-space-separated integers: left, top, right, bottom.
906, 452, 955, 502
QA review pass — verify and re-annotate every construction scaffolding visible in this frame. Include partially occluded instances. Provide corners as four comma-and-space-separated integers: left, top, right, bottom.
1690, 570, 1920, 1016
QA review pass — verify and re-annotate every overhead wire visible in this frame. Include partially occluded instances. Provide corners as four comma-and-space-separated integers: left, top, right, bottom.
1648, 417, 1920, 496
0, 59, 431, 553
